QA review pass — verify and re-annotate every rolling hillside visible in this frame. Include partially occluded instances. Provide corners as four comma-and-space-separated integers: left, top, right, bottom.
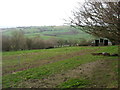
2, 26, 95, 41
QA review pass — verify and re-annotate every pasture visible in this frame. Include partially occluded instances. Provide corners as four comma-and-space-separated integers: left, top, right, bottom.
2, 26, 95, 41
2, 46, 118, 88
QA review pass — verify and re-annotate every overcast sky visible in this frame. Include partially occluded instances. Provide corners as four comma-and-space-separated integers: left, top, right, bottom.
0, 0, 85, 28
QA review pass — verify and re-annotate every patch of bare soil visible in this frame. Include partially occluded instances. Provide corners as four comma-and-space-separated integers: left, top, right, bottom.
17, 59, 116, 88
89, 59, 118, 88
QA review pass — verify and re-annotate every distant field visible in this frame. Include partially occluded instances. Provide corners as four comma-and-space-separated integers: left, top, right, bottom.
2, 46, 118, 88
2, 26, 95, 41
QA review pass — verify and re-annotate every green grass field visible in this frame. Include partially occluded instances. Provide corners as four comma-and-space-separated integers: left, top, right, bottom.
2, 46, 118, 88
2, 26, 95, 41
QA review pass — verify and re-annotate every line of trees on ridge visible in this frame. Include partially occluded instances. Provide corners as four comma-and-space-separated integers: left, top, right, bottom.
2, 31, 92, 51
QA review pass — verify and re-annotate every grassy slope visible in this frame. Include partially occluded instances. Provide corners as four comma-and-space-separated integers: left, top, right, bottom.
2, 47, 95, 74
2, 46, 118, 88
57, 46, 118, 88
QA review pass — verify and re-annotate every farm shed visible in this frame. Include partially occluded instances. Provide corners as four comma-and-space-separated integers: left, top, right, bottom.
91, 38, 112, 46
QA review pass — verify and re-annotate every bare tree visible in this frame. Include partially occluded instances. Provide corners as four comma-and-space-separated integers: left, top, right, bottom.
11, 31, 27, 50
2, 35, 11, 51
68, 1, 120, 44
